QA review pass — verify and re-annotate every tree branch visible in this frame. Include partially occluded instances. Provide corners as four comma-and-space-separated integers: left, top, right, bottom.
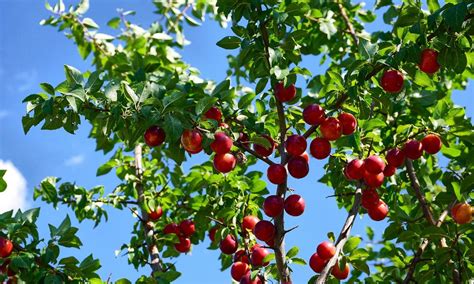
134, 145, 163, 274
405, 159, 436, 226
13, 244, 73, 281
402, 200, 457, 283
234, 141, 276, 166
316, 187, 363, 284
302, 125, 318, 139
257, 4, 291, 282
337, 2, 359, 45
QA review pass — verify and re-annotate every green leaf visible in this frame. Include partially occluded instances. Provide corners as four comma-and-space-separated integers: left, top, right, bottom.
365, 226, 374, 240
351, 259, 370, 275
443, 3, 467, 32
75, 0, 89, 14
105, 82, 119, 102
395, 6, 421, 27
212, 79, 230, 97
83, 18, 99, 29
350, 248, 369, 259
152, 33, 173, 41
255, 78, 268, 94
66, 96, 78, 112
451, 181, 461, 201
319, 13, 337, 38
184, 14, 200, 26
85, 71, 103, 93
286, 246, 299, 258
238, 92, 255, 109
64, 65, 83, 86
96, 160, 116, 176
195, 96, 218, 115
413, 71, 434, 88
343, 236, 361, 253
40, 83, 55, 95
0, 170, 6, 193
216, 36, 241, 49
291, 257, 307, 265
107, 17, 120, 29
57, 215, 72, 237
80, 254, 101, 275
123, 84, 139, 105
427, 0, 440, 13
362, 118, 386, 131
263, 253, 275, 263
44, 275, 63, 284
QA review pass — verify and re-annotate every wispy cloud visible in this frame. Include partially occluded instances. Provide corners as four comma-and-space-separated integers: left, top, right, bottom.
0, 110, 9, 120
14, 70, 38, 93
0, 160, 29, 212
64, 154, 85, 166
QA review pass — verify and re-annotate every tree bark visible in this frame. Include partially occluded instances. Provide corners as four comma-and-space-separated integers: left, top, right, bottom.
134, 145, 163, 274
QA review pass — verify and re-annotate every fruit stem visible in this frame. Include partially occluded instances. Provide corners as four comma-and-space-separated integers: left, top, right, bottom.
134, 144, 163, 273
315, 187, 362, 284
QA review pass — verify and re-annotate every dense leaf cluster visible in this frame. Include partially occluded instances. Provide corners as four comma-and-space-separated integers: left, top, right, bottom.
1, 0, 473, 283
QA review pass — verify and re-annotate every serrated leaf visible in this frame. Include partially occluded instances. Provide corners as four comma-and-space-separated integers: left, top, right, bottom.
358, 39, 378, 60
195, 96, 218, 115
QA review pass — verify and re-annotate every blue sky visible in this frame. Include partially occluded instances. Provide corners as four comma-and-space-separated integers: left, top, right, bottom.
0, 1, 472, 283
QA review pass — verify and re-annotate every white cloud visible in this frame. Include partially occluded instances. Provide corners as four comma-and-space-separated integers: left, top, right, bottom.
0, 160, 29, 212
64, 154, 85, 166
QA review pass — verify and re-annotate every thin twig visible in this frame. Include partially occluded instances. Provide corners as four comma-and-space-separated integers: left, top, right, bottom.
234, 142, 276, 166
315, 187, 363, 283
302, 125, 318, 139
325, 192, 356, 198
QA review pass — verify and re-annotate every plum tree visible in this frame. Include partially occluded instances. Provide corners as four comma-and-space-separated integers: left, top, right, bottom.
5, 0, 473, 283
